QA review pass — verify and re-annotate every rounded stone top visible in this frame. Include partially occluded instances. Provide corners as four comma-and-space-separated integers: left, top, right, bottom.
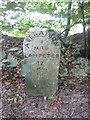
23, 27, 60, 57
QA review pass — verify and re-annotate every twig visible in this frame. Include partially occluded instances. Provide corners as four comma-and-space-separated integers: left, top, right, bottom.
60, 20, 82, 35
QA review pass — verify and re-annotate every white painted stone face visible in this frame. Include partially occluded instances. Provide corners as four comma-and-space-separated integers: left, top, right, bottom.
23, 27, 61, 97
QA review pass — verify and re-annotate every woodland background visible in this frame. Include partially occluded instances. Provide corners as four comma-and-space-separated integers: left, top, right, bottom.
0, 0, 90, 119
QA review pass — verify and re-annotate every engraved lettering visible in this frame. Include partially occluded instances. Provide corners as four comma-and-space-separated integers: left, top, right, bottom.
25, 43, 29, 48
39, 31, 44, 35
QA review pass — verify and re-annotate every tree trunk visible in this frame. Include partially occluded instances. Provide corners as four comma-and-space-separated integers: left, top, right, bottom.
87, 27, 90, 59
65, 1, 72, 37
80, 1, 87, 58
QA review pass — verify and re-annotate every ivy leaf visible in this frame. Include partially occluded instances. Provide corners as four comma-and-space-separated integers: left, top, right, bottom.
2, 59, 9, 63
0, 50, 6, 60
60, 68, 68, 77
7, 53, 17, 68
8, 47, 19, 52
21, 63, 30, 76
14, 50, 22, 55
21, 57, 36, 76
27, 58, 35, 64
78, 69, 87, 76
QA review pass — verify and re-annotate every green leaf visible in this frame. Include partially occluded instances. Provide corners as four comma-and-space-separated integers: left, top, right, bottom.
27, 58, 35, 65
21, 57, 36, 76
60, 68, 68, 77
21, 63, 30, 76
7, 53, 17, 68
8, 47, 19, 52
15, 50, 22, 55
0, 50, 6, 60
8, 59, 17, 67
2, 59, 9, 63
78, 69, 87, 76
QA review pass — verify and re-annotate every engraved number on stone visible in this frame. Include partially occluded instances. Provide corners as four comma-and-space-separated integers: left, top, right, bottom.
37, 61, 43, 66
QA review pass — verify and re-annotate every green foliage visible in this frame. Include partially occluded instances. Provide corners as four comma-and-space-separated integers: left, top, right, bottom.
60, 68, 68, 77
1, 1, 89, 37
8, 47, 19, 52
25, 1, 56, 14
6, 2, 17, 10
14, 50, 22, 56
58, 40, 89, 89
0, 0, 89, 92
78, 69, 87, 76
21, 63, 30, 76
21, 58, 36, 76
3, 1, 26, 11
0, 50, 6, 60
0, 47, 22, 70
72, 57, 89, 76
6, 53, 17, 67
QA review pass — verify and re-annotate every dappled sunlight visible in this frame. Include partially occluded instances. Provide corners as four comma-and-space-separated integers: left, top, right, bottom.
1, 1, 89, 119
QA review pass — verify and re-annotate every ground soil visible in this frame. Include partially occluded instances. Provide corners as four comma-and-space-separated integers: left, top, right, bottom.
0, 33, 89, 119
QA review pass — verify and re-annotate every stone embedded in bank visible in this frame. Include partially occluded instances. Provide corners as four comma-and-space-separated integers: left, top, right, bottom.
23, 27, 61, 97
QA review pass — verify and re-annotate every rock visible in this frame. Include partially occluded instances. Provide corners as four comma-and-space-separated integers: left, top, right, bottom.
67, 28, 90, 59
23, 27, 61, 97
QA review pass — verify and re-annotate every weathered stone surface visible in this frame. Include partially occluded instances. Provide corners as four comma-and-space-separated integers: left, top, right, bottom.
23, 27, 61, 97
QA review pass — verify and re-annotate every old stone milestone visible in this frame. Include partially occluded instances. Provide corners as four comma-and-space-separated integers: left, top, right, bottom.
23, 27, 60, 97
